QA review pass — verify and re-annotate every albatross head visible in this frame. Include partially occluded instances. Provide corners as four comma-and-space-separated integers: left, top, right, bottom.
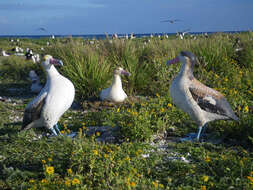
42, 55, 63, 69
167, 51, 199, 79
167, 51, 198, 66
114, 67, 131, 76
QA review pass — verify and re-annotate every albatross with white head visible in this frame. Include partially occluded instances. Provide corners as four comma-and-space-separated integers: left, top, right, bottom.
21, 55, 75, 136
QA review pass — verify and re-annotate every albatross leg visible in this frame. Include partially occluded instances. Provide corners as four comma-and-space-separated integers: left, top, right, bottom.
50, 128, 58, 136
196, 123, 208, 141
54, 124, 63, 136
196, 126, 203, 141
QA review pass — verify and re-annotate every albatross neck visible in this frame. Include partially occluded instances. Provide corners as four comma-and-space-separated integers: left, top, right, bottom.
112, 74, 122, 88
178, 62, 194, 80
46, 65, 60, 78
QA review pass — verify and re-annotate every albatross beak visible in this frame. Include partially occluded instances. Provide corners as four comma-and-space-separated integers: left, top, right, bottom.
50, 58, 64, 66
166, 56, 180, 65
121, 70, 131, 76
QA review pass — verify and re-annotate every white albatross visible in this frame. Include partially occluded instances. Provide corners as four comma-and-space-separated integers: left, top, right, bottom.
167, 51, 239, 141
99, 67, 130, 103
21, 55, 75, 136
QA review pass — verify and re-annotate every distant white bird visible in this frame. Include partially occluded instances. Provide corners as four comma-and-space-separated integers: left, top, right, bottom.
130, 33, 136, 39
29, 70, 43, 93
21, 55, 75, 136
1, 50, 10, 56
100, 67, 130, 103
167, 51, 239, 141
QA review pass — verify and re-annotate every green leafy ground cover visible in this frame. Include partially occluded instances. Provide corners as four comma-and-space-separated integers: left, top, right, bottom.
0, 32, 252, 189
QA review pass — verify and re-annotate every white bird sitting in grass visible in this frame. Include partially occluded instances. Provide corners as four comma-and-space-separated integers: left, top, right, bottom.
99, 67, 130, 103
167, 51, 239, 141
21, 55, 75, 137
2, 50, 10, 56
29, 70, 43, 93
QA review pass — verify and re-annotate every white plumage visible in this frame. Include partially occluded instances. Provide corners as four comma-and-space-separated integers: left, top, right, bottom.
22, 55, 75, 136
99, 67, 130, 103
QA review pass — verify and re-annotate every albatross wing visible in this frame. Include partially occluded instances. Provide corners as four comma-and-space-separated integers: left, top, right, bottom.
189, 79, 239, 121
21, 90, 48, 130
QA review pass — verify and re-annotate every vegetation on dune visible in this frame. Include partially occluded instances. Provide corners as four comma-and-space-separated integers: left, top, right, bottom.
0, 32, 252, 189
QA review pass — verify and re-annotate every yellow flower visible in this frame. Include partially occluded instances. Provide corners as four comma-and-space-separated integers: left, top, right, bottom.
125, 156, 131, 162
67, 129, 71, 134
29, 179, 35, 183
41, 160, 46, 164
60, 130, 65, 134
160, 108, 165, 113
248, 176, 253, 183
201, 186, 206, 190
116, 108, 120, 112
48, 158, 52, 162
132, 111, 138, 116
41, 179, 48, 184
93, 150, 98, 156
224, 78, 228, 82
152, 181, 158, 188
65, 179, 71, 187
244, 105, 249, 113
167, 103, 172, 108
130, 181, 136, 187
82, 122, 86, 126
46, 166, 54, 175
67, 168, 73, 175
159, 184, 164, 188
202, 175, 209, 182
96, 132, 101, 136
72, 178, 81, 185
250, 171, 253, 175
156, 93, 160, 98
204, 155, 211, 163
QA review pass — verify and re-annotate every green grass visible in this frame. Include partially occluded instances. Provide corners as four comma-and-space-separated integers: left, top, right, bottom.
0, 32, 253, 189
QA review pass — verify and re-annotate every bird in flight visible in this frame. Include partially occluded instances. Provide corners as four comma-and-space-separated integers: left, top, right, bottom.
161, 19, 182, 24
37, 27, 47, 32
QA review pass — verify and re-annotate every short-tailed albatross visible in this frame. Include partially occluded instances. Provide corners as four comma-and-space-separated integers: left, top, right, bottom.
99, 67, 130, 103
21, 55, 75, 136
167, 51, 239, 141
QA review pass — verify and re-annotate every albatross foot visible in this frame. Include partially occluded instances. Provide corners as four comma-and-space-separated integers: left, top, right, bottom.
65, 132, 77, 138
180, 133, 197, 142
180, 133, 205, 142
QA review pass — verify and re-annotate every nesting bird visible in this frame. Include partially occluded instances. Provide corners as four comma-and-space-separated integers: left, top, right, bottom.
21, 55, 75, 136
99, 67, 130, 103
167, 51, 239, 141
29, 70, 43, 93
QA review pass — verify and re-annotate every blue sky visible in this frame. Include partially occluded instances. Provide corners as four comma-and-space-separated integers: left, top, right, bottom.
0, 0, 252, 35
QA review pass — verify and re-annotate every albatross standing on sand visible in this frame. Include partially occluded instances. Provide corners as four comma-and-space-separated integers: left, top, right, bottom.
99, 67, 130, 103
167, 51, 239, 141
21, 55, 75, 136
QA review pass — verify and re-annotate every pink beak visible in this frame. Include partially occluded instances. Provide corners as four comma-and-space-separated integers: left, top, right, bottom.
50, 58, 63, 66
166, 56, 180, 65
121, 70, 131, 76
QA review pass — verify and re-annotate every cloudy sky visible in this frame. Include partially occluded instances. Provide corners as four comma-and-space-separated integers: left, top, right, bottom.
0, 0, 252, 35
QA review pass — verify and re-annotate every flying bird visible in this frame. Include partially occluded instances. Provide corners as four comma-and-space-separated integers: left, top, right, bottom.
37, 27, 47, 32
161, 19, 182, 24
21, 55, 75, 137
167, 51, 239, 141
